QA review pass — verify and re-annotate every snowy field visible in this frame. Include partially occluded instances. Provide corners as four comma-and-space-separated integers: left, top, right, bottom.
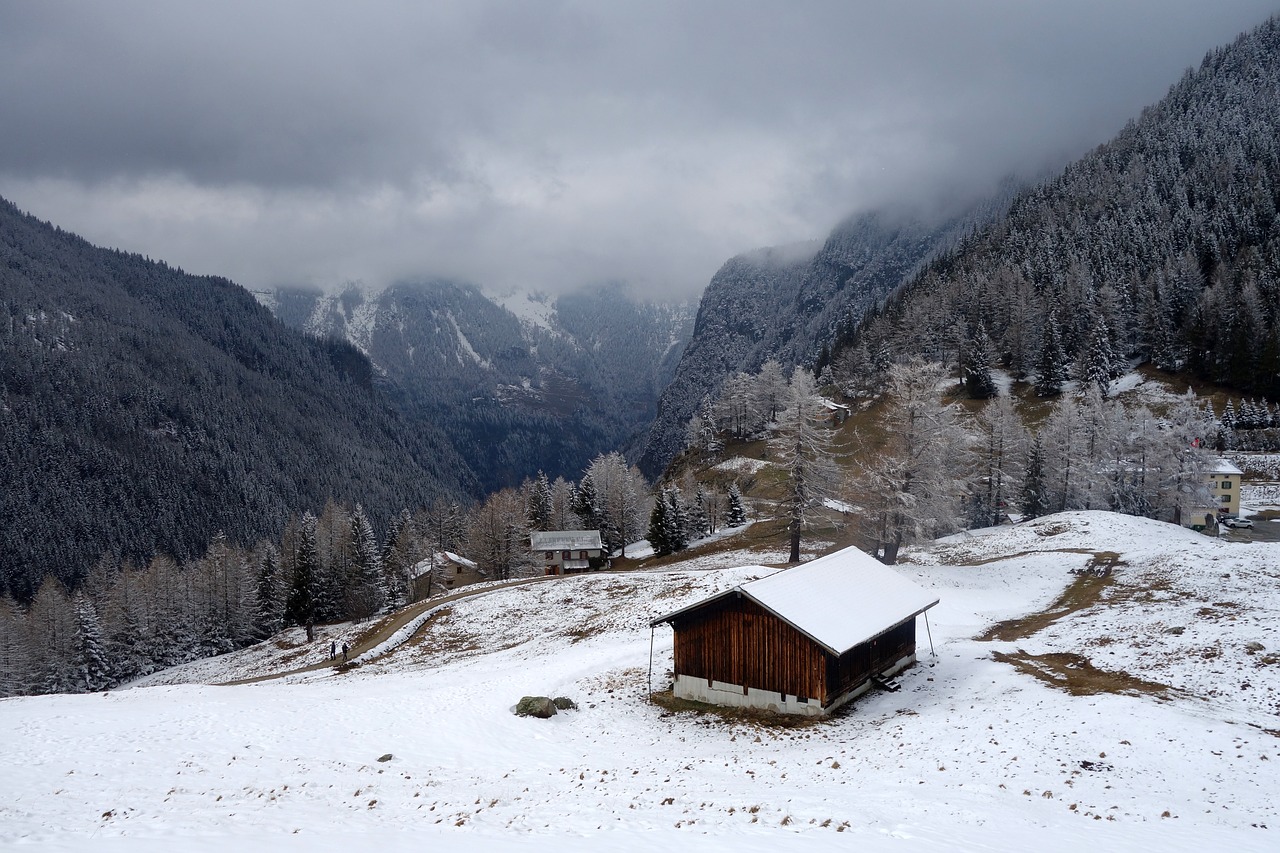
3, 513, 1278, 852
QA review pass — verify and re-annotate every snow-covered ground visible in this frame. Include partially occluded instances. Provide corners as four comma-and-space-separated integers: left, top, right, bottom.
3, 513, 1278, 852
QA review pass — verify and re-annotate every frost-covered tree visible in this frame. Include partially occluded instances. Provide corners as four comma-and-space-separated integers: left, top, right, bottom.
526, 472, 553, 532
963, 323, 999, 400
70, 592, 110, 692
1035, 316, 1069, 397
285, 512, 320, 629
346, 504, 385, 620
725, 483, 748, 527
583, 452, 650, 557
775, 368, 839, 563
968, 395, 1026, 527
1020, 433, 1050, 519
253, 543, 285, 638
856, 359, 967, 564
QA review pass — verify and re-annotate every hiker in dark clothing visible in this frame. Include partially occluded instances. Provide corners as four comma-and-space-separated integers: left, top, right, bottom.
341, 642, 348, 662
329, 640, 336, 661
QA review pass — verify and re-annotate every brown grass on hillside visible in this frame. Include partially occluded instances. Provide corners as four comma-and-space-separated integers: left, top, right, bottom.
978, 559, 1121, 641
992, 650, 1177, 699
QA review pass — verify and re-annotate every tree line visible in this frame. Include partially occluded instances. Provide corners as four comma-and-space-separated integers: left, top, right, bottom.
685, 358, 1226, 565
828, 16, 1280, 406
0, 451, 753, 697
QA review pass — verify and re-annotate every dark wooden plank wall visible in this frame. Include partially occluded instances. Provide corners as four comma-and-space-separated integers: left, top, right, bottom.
826, 618, 916, 701
671, 595, 828, 702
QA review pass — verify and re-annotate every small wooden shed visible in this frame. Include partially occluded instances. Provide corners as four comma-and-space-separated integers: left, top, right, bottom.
650, 546, 938, 716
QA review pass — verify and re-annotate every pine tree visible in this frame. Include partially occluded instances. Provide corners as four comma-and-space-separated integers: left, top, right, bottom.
526, 472, 552, 532
1020, 433, 1050, 520
380, 510, 415, 610
665, 487, 689, 553
347, 504, 385, 620
70, 592, 110, 692
647, 492, 672, 557
685, 485, 711, 543
1078, 316, 1120, 397
254, 544, 284, 638
572, 473, 601, 531
1035, 317, 1069, 397
963, 323, 999, 399
285, 512, 319, 629
725, 484, 748, 527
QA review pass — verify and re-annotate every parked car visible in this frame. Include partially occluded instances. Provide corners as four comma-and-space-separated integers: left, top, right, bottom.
1223, 516, 1254, 529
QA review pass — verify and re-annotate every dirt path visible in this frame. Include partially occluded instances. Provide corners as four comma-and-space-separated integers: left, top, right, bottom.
220, 575, 556, 686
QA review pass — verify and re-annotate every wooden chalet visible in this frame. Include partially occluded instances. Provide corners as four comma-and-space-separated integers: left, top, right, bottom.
650, 546, 938, 716
409, 551, 482, 602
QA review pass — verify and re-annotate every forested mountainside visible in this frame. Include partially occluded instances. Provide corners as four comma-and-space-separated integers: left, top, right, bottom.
831, 16, 1280, 398
637, 195, 1017, 479
0, 198, 473, 602
265, 282, 694, 492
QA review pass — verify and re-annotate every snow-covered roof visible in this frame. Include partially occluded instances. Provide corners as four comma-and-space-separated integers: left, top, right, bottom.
652, 546, 939, 656
440, 551, 478, 570
1213, 459, 1244, 475
409, 552, 479, 579
531, 530, 603, 551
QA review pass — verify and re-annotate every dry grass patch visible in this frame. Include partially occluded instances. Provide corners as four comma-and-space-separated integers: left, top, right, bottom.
978, 566, 1118, 642
992, 650, 1177, 699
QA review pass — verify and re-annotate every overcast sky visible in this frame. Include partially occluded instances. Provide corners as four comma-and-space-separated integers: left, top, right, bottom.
1, 1, 1276, 300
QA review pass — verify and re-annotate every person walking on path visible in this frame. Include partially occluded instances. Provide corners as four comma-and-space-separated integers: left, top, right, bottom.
329, 640, 336, 661
341, 642, 348, 662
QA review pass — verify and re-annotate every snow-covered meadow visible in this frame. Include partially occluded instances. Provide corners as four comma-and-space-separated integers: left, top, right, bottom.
3, 513, 1278, 852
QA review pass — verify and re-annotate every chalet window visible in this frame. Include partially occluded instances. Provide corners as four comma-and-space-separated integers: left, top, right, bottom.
1221, 495, 1231, 503
1222, 481, 1233, 489
579, 550, 587, 559
562, 550, 572, 559
544, 552, 553, 561
456, 566, 463, 574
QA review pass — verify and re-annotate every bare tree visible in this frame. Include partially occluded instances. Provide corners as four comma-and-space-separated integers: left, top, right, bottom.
774, 368, 839, 563
855, 359, 968, 564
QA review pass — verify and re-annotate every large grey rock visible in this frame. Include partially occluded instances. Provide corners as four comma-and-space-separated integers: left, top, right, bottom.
515, 696, 558, 718
552, 696, 578, 711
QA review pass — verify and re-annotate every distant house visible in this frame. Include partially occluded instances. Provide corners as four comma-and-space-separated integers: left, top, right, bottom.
650, 546, 939, 717
817, 398, 851, 426
410, 551, 483, 602
1206, 459, 1244, 522
530, 530, 605, 576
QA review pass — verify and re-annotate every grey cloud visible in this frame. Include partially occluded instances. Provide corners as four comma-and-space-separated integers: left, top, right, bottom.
1, 1, 1276, 299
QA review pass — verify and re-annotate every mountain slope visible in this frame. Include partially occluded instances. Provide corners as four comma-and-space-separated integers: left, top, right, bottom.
0, 198, 473, 601
833, 16, 1280, 397
266, 282, 695, 491
638, 197, 1015, 478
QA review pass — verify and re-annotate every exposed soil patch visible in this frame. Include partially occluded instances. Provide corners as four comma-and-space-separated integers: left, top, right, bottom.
992, 650, 1177, 699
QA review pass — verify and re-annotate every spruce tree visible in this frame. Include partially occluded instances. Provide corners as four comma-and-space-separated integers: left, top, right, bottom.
725, 484, 748, 527
70, 592, 111, 692
964, 323, 999, 399
254, 544, 284, 638
285, 513, 319, 628
1035, 318, 1069, 397
647, 493, 672, 557
1020, 434, 1050, 519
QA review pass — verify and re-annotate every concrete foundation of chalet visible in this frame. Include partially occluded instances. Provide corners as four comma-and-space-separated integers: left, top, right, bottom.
673, 652, 916, 717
